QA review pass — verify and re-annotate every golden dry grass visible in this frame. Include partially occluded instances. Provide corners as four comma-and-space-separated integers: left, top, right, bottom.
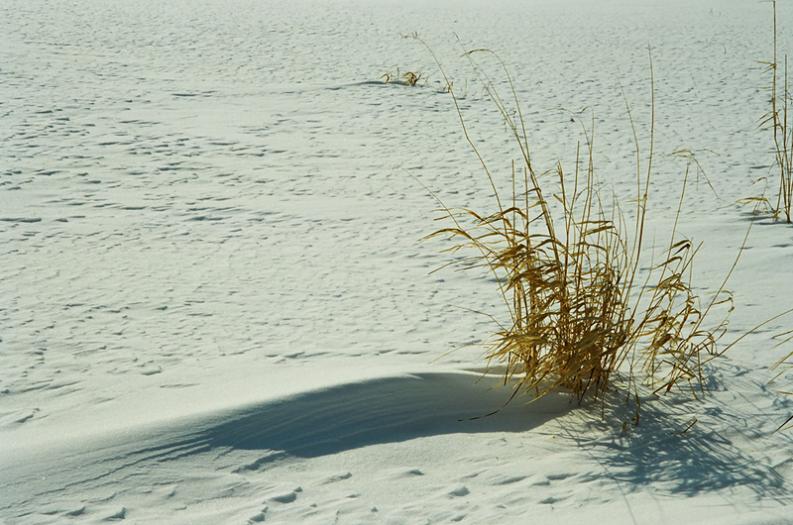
422, 45, 747, 413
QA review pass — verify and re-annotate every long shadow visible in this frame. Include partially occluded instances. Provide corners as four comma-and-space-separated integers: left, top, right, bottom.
1, 372, 574, 513
6, 370, 791, 518
737, 208, 789, 226
190, 372, 572, 462
563, 383, 792, 501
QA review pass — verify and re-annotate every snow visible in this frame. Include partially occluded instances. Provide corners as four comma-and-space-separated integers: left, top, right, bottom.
2, 0, 793, 523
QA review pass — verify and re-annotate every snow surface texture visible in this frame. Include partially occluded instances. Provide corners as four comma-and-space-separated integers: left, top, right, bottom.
3, 0, 793, 523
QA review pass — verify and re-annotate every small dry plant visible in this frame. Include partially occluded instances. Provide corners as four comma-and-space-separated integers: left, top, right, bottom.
403, 71, 421, 86
381, 68, 423, 87
427, 49, 744, 410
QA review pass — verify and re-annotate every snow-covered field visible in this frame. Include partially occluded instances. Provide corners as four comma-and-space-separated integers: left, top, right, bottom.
3, 0, 793, 523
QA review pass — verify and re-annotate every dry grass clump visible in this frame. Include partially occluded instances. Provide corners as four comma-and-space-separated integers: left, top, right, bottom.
427, 50, 740, 408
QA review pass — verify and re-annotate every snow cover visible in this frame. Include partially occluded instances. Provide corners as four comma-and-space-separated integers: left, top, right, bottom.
3, 0, 793, 523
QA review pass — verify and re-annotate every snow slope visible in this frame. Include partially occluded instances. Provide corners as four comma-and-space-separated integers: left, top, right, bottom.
2, 0, 793, 523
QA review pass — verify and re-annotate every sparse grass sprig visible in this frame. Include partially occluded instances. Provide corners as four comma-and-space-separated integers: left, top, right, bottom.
752, 0, 793, 430
759, 0, 793, 222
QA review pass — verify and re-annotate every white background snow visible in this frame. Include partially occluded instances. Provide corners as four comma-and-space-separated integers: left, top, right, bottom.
3, 0, 793, 523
